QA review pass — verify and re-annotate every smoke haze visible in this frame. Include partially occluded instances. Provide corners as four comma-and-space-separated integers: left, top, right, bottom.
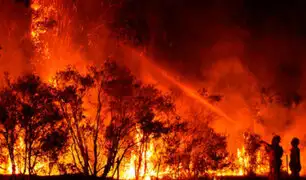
1, 0, 306, 162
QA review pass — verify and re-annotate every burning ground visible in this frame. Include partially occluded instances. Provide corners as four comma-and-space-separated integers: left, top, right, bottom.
0, 0, 306, 179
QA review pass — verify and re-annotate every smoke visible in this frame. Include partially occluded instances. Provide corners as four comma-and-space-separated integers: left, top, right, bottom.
2, 0, 306, 166
115, 0, 306, 99
112, 0, 306, 155
0, 0, 32, 77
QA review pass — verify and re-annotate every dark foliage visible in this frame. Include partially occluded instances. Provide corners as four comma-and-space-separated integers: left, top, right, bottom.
243, 131, 263, 175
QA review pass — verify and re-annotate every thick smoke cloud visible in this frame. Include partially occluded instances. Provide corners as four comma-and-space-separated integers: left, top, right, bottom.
115, 0, 306, 105
244, 0, 306, 106
114, 0, 306, 150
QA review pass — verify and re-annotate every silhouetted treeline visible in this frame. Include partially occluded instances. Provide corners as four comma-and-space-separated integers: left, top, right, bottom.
0, 59, 229, 179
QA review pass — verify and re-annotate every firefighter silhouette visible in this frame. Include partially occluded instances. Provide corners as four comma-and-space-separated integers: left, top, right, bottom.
290, 137, 301, 179
261, 135, 283, 180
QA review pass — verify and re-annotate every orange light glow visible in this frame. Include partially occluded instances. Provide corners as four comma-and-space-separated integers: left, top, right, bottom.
31, 3, 41, 11
0, 0, 304, 179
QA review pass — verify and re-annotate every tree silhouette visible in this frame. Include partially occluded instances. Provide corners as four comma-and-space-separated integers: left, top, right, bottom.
100, 60, 175, 179
243, 131, 264, 176
54, 66, 95, 176
0, 74, 20, 175
133, 85, 174, 180
101, 60, 139, 179
87, 66, 107, 176
13, 74, 63, 176
41, 130, 68, 175
163, 111, 229, 178
0, 62, 237, 178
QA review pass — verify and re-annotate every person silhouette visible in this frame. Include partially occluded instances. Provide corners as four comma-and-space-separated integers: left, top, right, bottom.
289, 137, 301, 179
261, 135, 283, 180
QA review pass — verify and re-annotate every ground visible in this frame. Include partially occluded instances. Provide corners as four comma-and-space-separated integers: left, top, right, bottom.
0, 175, 305, 180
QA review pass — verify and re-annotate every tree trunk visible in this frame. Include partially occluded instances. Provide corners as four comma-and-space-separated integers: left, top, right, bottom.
93, 87, 102, 176
4, 130, 17, 176
156, 160, 160, 179
101, 155, 113, 179
93, 129, 99, 176
27, 124, 34, 177
102, 145, 117, 179
23, 130, 28, 175
79, 146, 89, 176
9, 146, 16, 175
144, 141, 148, 178
116, 159, 120, 180
5, 132, 16, 175
112, 144, 134, 179
28, 141, 32, 176
76, 126, 90, 175
136, 143, 144, 180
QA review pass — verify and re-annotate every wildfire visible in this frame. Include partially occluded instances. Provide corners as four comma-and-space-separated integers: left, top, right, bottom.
236, 146, 269, 175
204, 146, 270, 177
121, 133, 272, 179
0, 0, 304, 179
30, 0, 58, 64
123, 128, 161, 180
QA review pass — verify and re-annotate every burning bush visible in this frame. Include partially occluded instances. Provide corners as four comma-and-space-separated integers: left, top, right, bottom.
242, 131, 269, 176
161, 110, 230, 179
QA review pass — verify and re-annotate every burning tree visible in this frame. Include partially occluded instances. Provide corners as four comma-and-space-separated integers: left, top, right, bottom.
162, 109, 230, 179
132, 85, 174, 180
12, 74, 64, 176
0, 73, 68, 175
243, 131, 262, 175
54, 66, 101, 176
100, 59, 136, 178
0, 74, 20, 175
49, 59, 177, 178
41, 130, 69, 175
101, 60, 175, 179
241, 131, 270, 176
161, 122, 190, 178
149, 119, 186, 179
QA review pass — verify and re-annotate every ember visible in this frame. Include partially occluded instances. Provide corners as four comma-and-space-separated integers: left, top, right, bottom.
0, 0, 305, 179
